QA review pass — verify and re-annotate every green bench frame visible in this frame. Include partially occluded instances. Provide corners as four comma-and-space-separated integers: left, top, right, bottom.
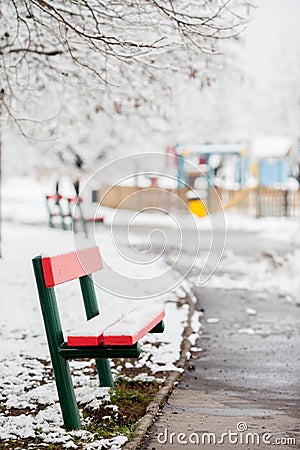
32, 247, 164, 430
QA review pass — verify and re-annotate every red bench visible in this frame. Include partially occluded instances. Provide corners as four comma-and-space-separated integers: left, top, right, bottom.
45, 193, 104, 236
32, 246, 165, 430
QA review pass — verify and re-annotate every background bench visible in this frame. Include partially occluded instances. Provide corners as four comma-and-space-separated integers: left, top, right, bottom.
45, 183, 104, 237
32, 246, 165, 430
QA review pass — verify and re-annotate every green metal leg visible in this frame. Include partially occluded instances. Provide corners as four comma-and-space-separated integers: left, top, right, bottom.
72, 216, 78, 234
45, 200, 55, 228
80, 276, 114, 387
52, 356, 81, 430
68, 200, 80, 234
56, 202, 66, 231
96, 359, 114, 387
78, 203, 88, 238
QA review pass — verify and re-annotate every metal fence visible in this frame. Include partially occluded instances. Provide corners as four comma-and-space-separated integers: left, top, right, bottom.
217, 188, 300, 218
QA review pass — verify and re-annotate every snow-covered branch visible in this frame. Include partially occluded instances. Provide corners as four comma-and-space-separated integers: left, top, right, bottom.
1, 1, 253, 99
0, 0, 254, 169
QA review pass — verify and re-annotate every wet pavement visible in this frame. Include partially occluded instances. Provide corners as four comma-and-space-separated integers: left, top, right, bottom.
142, 232, 300, 450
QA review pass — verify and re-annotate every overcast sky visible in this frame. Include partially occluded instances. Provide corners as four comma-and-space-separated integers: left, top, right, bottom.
230, 0, 300, 138
244, 0, 300, 81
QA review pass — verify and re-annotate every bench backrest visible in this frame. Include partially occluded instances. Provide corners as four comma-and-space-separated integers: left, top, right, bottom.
42, 247, 103, 288
33, 247, 103, 349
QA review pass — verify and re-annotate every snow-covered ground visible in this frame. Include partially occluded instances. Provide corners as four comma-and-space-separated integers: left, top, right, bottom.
203, 248, 300, 302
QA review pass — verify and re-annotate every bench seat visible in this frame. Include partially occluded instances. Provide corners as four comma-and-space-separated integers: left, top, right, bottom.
85, 216, 104, 223
67, 304, 165, 347
67, 306, 136, 346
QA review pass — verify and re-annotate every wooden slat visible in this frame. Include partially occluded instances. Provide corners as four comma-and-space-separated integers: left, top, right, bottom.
68, 334, 101, 347
103, 305, 165, 346
42, 247, 103, 287
67, 307, 137, 347
46, 194, 63, 200
85, 217, 104, 223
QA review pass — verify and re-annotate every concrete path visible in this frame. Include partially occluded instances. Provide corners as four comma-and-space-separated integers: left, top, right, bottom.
143, 285, 300, 450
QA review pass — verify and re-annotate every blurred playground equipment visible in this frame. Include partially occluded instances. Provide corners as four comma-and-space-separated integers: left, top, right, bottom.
92, 137, 300, 218
251, 136, 293, 187
174, 143, 250, 188
46, 180, 104, 236
173, 142, 252, 216
172, 137, 299, 218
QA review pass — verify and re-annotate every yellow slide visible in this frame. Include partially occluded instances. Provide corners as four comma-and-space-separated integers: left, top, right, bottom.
188, 198, 208, 217
188, 187, 256, 217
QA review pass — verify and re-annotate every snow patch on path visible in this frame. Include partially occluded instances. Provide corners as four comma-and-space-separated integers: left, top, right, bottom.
203, 249, 300, 301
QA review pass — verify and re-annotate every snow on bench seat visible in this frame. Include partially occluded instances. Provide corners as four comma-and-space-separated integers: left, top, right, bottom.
67, 304, 165, 347
67, 307, 136, 346
103, 304, 165, 346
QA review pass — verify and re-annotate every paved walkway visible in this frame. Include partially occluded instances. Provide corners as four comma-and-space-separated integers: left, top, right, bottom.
143, 285, 300, 450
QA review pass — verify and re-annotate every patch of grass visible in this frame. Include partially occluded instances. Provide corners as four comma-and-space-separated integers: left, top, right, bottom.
82, 377, 161, 440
